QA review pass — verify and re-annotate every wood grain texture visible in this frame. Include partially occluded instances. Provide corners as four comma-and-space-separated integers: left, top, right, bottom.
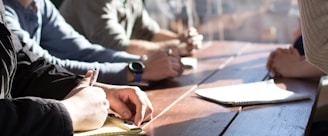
140, 41, 318, 136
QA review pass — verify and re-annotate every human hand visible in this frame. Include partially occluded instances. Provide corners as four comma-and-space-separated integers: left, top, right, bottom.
266, 48, 303, 78
62, 70, 109, 131
178, 27, 203, 56
94, 83, 153, 126
142, 49, 183, 81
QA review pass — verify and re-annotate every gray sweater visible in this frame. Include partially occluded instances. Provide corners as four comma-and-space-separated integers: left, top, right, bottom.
299, 0, 328, 74
60, 0, 160, 51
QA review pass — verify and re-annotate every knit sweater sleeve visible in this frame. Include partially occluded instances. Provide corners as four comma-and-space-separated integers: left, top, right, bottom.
298, 0, 328, 73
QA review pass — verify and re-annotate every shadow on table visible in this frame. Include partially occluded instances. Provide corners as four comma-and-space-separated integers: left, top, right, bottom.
146, 112, 238, 136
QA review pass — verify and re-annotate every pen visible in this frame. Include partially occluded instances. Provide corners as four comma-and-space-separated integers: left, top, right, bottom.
89, 68, 99, 86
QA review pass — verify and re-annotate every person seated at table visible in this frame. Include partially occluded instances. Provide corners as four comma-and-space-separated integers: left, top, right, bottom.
266, 19, 325, 79
298, 0, 328, 135
0, 2, 152, 135
59, 0, 203, 56
3, 0, 183, 85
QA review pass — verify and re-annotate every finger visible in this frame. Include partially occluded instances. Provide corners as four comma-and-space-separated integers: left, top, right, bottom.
142, 96, 153, 122
185, 43, 194, 51
187, 38, 202, 48
266, 51, 275, 71
192, 40, 203, 49
187, 35, 203, 44
170, 48, 179, 57
79, 70, 93, 85
271, 67, 279, 78
276, 48, 288, 54
132, 91, 153, 126
178, 61, 184, 75
109, 97, 133, 121
105, 99, 110, 111
169, 56, 182, 71
122, 91, 147, 126
290, 48, 301, 57
186, 27, 198, 36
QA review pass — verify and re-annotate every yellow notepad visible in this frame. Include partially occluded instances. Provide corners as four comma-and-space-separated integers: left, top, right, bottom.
74, 114, 143, 136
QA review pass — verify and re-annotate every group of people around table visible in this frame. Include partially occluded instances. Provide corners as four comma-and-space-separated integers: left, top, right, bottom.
1, 0, 328, 135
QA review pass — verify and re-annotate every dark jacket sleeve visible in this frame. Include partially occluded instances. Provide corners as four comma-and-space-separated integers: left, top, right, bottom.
0, 97, 73, 136
0, 0, 81, 134
11, 41, 83, 99
0, 28, 77, 135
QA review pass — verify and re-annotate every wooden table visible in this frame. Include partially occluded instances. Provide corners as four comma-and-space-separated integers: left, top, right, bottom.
141, 41, 319, 136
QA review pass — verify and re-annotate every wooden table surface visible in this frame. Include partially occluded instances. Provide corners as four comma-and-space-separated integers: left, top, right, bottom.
140, 41, 319, 136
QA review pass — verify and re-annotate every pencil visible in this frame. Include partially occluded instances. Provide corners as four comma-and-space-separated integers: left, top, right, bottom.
89, 68, 99, 86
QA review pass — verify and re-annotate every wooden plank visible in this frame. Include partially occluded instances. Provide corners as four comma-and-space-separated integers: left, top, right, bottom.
220, 43, 318, 136
142, 42, 285, 136
223, 78, 318, 136
142, 41, 252, 135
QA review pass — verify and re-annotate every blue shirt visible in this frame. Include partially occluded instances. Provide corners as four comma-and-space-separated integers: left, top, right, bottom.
3, 0, 141, 84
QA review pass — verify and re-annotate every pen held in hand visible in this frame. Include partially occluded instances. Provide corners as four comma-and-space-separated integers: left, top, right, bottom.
89, 68, 99, 86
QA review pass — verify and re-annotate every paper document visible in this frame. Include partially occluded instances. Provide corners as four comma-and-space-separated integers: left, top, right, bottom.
195, 79, 311, 106
181, 57, 197, 69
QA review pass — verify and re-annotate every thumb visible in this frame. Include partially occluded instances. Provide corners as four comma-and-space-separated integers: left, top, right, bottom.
79, 70, 93, 85
63, 70, 93, 99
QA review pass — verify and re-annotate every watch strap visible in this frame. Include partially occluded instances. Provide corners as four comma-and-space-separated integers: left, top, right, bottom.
132, 73, 143, 83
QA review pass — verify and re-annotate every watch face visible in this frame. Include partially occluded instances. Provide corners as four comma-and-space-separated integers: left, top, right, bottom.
129, 61, 145, 73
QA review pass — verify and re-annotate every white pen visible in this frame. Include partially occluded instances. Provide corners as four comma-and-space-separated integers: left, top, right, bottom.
89, 68, 99, 86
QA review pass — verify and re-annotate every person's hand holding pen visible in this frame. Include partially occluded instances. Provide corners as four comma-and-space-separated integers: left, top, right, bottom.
266, 47, 303, 78
62, 69, 109, 131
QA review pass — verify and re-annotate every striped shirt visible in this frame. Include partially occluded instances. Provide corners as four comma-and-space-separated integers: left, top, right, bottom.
298, 0, 328, 74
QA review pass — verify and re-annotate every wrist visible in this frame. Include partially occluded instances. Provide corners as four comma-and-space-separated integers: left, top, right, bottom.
128, 61, 145, 83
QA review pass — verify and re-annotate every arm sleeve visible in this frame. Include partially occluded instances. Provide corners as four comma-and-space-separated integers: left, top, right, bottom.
131, 1, 161, 40
40, 0, 140, 62
298, 0, 328, 73
0, 14, 73, 135
0, 97, 73, 136
60, 0, 160, 51
4, 0, 139, 84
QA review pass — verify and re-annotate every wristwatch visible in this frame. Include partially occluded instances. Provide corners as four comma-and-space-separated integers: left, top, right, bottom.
128, 61, 145, 83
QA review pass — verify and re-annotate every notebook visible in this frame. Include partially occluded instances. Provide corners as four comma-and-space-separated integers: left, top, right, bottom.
74, 114, 144, 136
195, 79, 311, 106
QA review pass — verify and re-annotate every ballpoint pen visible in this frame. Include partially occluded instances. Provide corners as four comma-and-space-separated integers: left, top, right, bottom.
89, 68, 99, 86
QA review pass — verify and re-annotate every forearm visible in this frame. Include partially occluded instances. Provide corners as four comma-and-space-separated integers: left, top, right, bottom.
126, 40, 160, 55
293, 60, 325, 78
299, 0, 328, 73
151, 29, 179, 42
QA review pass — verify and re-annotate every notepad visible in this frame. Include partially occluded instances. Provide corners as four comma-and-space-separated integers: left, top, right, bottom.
74, 114, 144, 136
195, 79, 311, 106
181, 57, 197, 69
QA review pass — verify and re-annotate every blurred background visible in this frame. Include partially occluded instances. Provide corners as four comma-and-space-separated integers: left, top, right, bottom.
145, 0, 300, 44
